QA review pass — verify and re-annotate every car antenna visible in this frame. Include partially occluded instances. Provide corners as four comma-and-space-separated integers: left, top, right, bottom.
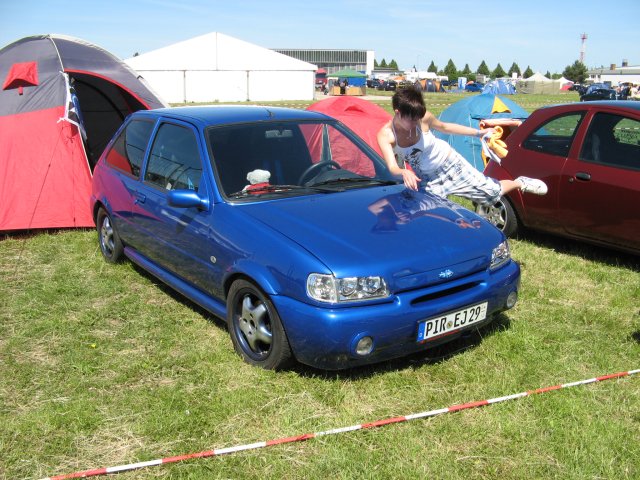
264, 107, 275, 118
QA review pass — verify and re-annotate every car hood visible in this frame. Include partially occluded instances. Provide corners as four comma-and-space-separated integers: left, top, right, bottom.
239, 186, 505, 291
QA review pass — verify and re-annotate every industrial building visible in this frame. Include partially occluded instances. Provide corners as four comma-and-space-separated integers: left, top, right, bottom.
273, 49, 374, 76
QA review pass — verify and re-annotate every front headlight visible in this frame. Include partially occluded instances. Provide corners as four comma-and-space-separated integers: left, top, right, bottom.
307, 273, 389, 303
490, 240, 511, 270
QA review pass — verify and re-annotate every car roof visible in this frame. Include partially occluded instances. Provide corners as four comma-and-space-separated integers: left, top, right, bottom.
132, 105, 332, 127
540, 100, 640, 112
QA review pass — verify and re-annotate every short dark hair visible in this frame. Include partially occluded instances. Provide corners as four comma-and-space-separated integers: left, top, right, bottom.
392, 87, 426, 120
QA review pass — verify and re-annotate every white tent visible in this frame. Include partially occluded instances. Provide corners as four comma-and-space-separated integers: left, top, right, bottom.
125, 32, 317, 103
517, 72, 558, 94
525, 72, 552, 82
556, 76, 574, 89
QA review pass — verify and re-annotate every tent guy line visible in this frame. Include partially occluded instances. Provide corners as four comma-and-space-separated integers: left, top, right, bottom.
40, 368, 639, 480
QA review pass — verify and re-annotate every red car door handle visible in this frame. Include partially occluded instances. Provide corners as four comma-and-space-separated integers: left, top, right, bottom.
573, 172, 591, 182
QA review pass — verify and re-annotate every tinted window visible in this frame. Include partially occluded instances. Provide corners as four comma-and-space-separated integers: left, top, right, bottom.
580, 112, 640, 170
104, 119, 154, 176
522, 113, 583, 157
145, 123, 202, 191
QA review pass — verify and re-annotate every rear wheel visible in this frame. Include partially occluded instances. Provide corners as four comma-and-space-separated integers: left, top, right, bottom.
475, 198, 519, 237
96, 207, 124, 263
226, 279, 293, 370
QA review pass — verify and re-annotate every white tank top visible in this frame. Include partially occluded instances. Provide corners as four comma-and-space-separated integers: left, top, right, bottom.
392, 122, 451, 175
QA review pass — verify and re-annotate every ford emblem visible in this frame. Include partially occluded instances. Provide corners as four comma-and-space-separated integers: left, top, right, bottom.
439, 269, 454, 279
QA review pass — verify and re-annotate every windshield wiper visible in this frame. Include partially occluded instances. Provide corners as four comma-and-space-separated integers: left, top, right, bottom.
310, 178, 399, 188
227, 184, 335, 198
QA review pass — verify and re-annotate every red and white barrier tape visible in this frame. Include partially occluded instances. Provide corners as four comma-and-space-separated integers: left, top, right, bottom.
41, 368, 639, 480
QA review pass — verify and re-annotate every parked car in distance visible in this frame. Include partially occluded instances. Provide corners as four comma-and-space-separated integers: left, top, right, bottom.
476, 101, 640, 255
91, 106, 520, 370
580, 83, 616, 101
569, 84, 587, 95
377, 79, 397, 91
366, 78, 383, 89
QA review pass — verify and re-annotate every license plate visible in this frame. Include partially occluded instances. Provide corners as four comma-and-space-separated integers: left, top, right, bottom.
417, 302, 488, 342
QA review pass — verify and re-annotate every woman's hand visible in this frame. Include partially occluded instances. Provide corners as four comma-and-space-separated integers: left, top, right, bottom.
401, 168, 421, 191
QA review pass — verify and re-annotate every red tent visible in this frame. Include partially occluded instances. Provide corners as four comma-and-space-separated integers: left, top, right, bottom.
306, 96, 391, 157
0, 34, 167, 231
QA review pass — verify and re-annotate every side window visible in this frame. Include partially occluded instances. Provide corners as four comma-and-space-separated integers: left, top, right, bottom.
522, 113, 583, 157
580, 113, 640, 169
145, 123, 203, 191
104, 119, 154, 177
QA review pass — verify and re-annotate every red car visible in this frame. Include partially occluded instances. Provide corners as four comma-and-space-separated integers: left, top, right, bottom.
476, 101, 640, 255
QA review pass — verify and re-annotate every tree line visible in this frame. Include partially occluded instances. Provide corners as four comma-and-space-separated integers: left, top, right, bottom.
374, 58, 589, 84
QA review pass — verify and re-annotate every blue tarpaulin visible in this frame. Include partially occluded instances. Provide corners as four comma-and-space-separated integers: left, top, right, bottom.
482, 79, 516, 95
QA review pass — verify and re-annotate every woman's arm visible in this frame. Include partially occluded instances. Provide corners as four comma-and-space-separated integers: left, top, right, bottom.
377, 123, 420, 190
425, 112, 492, 137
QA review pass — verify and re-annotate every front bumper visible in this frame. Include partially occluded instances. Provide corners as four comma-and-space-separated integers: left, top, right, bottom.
272, 260, 521, 370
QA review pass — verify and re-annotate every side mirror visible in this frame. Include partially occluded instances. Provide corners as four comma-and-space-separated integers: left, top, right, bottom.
167, 189, 209, 211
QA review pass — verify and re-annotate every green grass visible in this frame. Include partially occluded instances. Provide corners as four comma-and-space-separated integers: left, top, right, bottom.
2, 93, 639, 479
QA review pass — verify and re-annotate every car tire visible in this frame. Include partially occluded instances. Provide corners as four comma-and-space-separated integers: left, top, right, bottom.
227, 279, 293, 370
475, 198, 519, 237
96, 207, 124, 263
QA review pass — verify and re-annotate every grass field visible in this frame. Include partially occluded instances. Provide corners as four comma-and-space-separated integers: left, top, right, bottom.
2, 92, 639, 480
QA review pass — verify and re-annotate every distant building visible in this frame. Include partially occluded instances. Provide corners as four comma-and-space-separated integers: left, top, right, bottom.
273, 49, 375, 75
588, 60, 640, 85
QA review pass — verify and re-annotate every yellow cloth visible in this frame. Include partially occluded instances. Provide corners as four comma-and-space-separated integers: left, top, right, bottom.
487, 126, 508, 158
480, 126, 508, 166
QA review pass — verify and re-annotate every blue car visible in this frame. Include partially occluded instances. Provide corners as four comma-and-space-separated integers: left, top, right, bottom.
91, 106, 520, 370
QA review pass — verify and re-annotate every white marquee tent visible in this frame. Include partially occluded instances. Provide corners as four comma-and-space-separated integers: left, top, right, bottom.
525, 72, 552, 83
125, 32, 317, 103
516, 72, 565, 94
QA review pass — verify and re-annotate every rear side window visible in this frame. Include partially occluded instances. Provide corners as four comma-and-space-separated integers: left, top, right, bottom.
580, 112, 640, 170
522, 113, 583, 157
145, 123, 203, 191
104, 119, 154, 177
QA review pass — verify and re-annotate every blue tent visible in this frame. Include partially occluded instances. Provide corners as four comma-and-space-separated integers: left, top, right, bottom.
482, 79, 516, 95
433, 94, 529, 171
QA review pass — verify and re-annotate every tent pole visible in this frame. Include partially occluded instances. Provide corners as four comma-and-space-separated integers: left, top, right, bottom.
183, 70, 187, 104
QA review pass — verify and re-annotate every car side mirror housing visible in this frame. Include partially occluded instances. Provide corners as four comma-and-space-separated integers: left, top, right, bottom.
167, 189, 210, 211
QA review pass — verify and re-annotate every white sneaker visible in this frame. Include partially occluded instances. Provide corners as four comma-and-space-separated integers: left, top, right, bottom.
516, 176, 548, 195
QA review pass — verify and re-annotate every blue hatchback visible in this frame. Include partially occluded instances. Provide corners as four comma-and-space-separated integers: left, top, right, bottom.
91, 106, 520, 370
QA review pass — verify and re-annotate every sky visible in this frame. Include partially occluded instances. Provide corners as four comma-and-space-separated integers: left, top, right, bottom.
1, 0, 638, 75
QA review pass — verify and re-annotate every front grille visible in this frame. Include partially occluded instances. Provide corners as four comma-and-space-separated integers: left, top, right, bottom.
410, 281, 482, 306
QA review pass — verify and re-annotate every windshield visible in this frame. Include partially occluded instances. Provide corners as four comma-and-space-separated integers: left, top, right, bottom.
206, 120, 396, 199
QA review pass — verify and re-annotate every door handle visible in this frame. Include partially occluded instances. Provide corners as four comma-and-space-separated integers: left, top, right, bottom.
572, 172, 591, 182
134, 192, 146, 204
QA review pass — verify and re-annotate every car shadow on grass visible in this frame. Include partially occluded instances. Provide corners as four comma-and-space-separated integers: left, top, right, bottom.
295, 312, 513, 380
128, 263, 228, 329
127, 262, 517, 378
516, 230, 639, 272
